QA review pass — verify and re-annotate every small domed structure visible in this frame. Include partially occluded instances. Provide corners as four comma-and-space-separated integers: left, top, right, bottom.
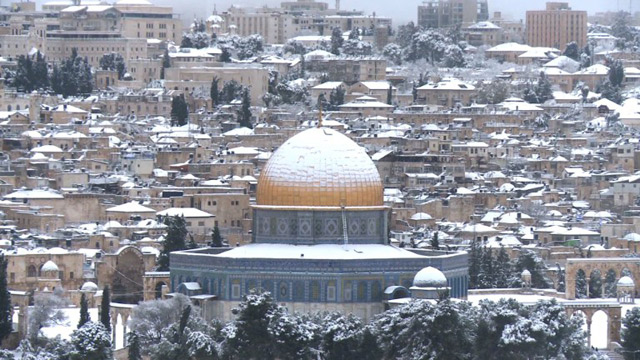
40, 260, 59, 274
617, 276, 635, 304
81, 281, 98, 292
618, 276, 634, 287
413, 266, 447, 288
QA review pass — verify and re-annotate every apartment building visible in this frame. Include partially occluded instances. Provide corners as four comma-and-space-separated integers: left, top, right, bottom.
418, 0, 488, 29
526, 2, 587, 48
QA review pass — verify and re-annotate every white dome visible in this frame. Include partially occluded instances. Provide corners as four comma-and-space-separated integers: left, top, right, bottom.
413, 266, 447, 288
41, 260, 59, 272
521, 269, 531, 276
81, 281, 98, 292
618, 276, 635, 287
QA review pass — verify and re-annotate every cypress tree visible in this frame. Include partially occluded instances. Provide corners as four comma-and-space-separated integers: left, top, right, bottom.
127, 331, 142, 360
468, 240, 481, 289
100, 285, 111, 332
0, 255, 11, 342
210, 76, 219, 108
158, 215, 188, 271
239, 88, 253, 129
170, 95, 189, 126
78, 292, 90, 329
211, 225, 223, 247
430, 231, 439, 250
387, 85, 393, 105
161, 48, 171, 79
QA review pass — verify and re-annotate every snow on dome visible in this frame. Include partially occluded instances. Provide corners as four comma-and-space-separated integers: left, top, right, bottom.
624, 233, 640, 241
521, 269, 531, 276
256, 127, 383, 207
411, 212, 433, 221
30, 145, 63, 153
413, 267, 447, 288
81, 281, 99, 292
41, 260, 59, 272
48, 247, 68, 254
618, 276, 635, 287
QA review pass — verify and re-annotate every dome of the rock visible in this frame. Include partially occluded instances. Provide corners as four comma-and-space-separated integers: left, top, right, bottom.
257, 127, 383, 207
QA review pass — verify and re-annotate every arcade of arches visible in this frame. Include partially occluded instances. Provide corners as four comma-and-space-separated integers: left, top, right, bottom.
565, 258, 639, 300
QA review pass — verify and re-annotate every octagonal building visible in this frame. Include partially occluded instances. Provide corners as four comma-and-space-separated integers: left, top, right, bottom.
170, 127, 469, 321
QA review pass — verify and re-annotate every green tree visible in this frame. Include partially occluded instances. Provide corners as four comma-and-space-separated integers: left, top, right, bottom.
386, 85, 393, 105
328, 86, 345, 110
330, 27, 343, 55
78, 292, 90, 329
495, 246, 512, 288
430, 231, 439, 250
210, 76, 219, 108
608, 58, 625, 87
0, 255, 11, 342
127, 331, 142, 360
588, 269, 602, 298
220, 47, 231, 63
70, 322, 112, 360
239, 87, 253, 129
210, 225, 223, 247
99, 53, 126, 80
100, 285, 111, 332
161, 48, 170, 79
563, 41, 580, 60
556, 263, 566, 292
575, 269, 588, 299
223, 290, 281, 359
622, 307, 640, 360
170, 95, 189, 126
158, 215, 189, 271
468, 240, 482, 289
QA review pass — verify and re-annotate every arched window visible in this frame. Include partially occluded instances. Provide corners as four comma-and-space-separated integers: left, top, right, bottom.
27, 265, 36, 277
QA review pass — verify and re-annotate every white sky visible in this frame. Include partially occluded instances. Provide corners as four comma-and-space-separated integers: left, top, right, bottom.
153, 0, 623, 25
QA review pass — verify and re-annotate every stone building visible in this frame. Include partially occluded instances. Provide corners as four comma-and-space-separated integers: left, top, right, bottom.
526, 2, 587, 48
170, 126, 469, 322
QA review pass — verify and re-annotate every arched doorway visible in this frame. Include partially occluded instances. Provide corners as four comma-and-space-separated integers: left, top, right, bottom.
591, 310, 609, 349
112, 246, 145, 303
154, 281, 166, 299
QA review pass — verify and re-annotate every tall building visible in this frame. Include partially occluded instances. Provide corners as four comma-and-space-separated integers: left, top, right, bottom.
170, 127, 468, 322
418, 0, 487, 29
526, 2, 587, 49
218, 0, 391, 45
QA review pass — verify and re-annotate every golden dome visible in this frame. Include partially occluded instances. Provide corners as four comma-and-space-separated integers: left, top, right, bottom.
257, 127, 383, 207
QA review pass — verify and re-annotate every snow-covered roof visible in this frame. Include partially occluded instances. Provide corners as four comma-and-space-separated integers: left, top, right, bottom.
413, 266, 447, 288
157, 207, 214, 218
312, 81, 344, 90
417, 79, 475, 91
106, 201, 156, 213
41, 260, 59, 272
31, 145, 63, 153
4, 189, 63, 200
411, 212, 433, 221
486, 42, 532, 53
618, 276, 634, 287
81, 281, 98, 292
205, 243, 424, 260
467, 21, 500, 30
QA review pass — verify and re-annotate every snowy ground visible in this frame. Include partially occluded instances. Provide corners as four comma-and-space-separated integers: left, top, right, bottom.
14, 307, 128, 349
468, 293, 640, 349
